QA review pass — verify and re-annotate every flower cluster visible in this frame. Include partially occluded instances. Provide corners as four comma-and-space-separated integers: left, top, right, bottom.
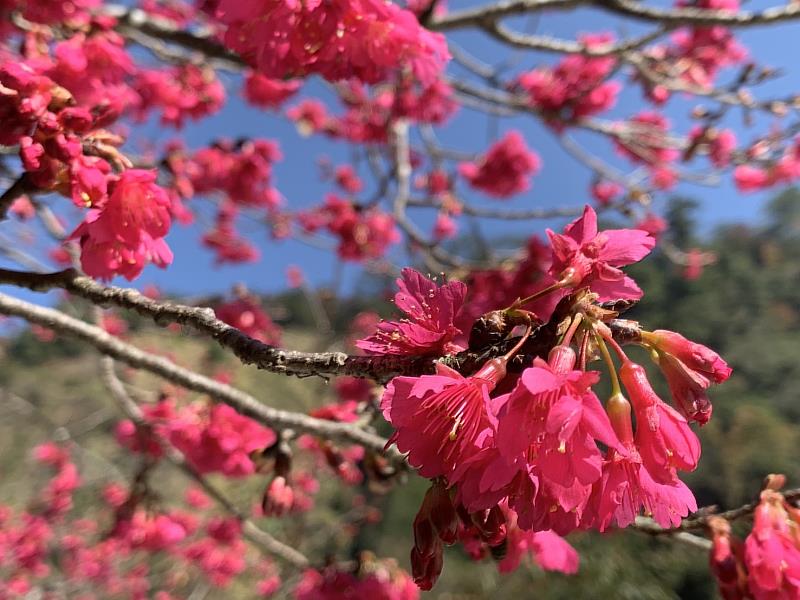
361, 207, 731, 589
708, 476, 800, 599
517, 33, 619, 126
213, 0, 449, 85
70, 169, 174, 281
0, 442, 290, 597
116, 397, 276, 477
298, 195, 399, 261
458, 131, 541, 199
615, 111, 680, 189
134, 64, 225, 128
286, 80, 457, 144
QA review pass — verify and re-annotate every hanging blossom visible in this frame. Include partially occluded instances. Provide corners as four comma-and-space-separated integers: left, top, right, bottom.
641, 329, 732, 425
744, 479, 800, 599
357, 268, 466, 356
517, 33, 620, 127
459, 131, 541, 199
373, 211, 731, 590
708, 516, 749, 600
213, 0, 449, 85
69, 169, 174, 281
116, 397, 276, 477
297, 194, 399, 261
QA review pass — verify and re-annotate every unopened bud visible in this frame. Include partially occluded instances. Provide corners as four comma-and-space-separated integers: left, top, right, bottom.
606, 393, 634, 445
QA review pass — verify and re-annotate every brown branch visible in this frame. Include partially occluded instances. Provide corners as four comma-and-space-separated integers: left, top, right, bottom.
634, 487, 800, 537
106, 5, 245, 69
483, 21, 670, 56
0, 267, 643, 378
0, 267, 435, 382
0, 289, 400, 460
99, 356, 310, 568
594, 0, 800, 27
406, 197, 585, 220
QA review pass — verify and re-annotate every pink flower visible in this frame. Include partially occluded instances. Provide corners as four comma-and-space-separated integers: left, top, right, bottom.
635, 214, 668, 240
734, 165, 770, 192
134, 65, 225, 128
710, 129, 737, 167
381, 361, 506, 480
648, 330, 732, 384
500, 512, 579, 575
433, 212, 457, 240
517, 34, 619, 126
619, 361, 701, 483
73, 217, 173, 281
494, 346, 620, 492
243, 71, 300, 109
459, 131, 540, 198
591, 180, 622, 206
357, 268, 466, 356
584, 392, 697, 530
644, 329, 731, 425
202, 205, 260, 264
708, 517, 748, 600
303, 195, 399, 260
333, 165, 363, 194
744, 490, 800, 599
547, 205, 655, 300
286, 265, 305, 288
70, 169, 173, 281
589, 445, 697, 530
262, 476, 294, 517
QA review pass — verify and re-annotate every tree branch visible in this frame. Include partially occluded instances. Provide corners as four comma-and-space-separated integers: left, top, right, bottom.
0, 267, 435, 382
431, 0, 800, 30
0, 267, 643, 378
0, 289, 399, 460
483, 21, 670, 56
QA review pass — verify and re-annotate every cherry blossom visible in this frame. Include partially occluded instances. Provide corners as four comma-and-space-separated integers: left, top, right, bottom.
357, 268, 466, 356
459, 131, 540, 198
547, 205, 655, 300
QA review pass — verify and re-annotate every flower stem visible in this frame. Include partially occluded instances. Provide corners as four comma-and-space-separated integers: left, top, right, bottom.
603, 334, 628, 362
560, 313, 583, 346
502, 325, 533, 362
511, 280, 566, 309
596, 335, 622, 397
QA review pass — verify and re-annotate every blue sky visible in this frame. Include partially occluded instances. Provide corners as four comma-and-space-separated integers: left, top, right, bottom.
2, 1, 800, 305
